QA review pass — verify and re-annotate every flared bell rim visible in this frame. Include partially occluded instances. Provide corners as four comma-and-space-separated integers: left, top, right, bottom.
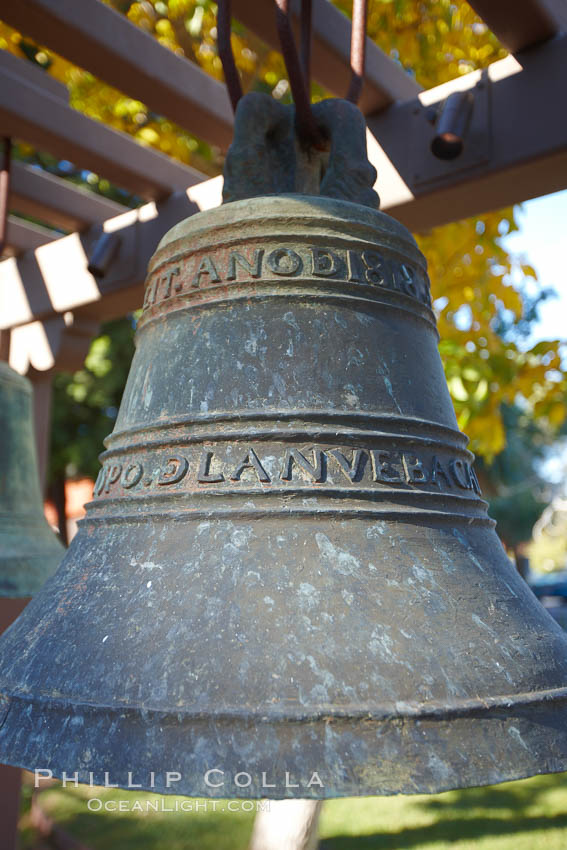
1, 514, 566, 799
0, 552, 65, 598
0, 508, 65, 598
2, 683, 567, 798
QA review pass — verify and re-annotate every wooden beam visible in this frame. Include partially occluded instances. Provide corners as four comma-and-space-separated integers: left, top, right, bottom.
542, 0, 567, 30
2, 35, 566, 334
10, 162, 129, 232
9, 313, 100, 376
0, 0, 234, 150
366, 34, 567, 231
0, 178, 223, 331
0, 52, 207, 200
232, 0, 421, 114
29, 369, 53, 494
4, 216, 59, 256
0, 45, 68, 100
0, 0, 420, 135
0, 597, 30, 850
468, 0, 566, 53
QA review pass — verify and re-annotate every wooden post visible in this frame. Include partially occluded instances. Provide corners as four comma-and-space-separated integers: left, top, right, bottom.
28, 368, 53, 497
0, 597, 30, 850
248, 800, 323, 850
0, 762, 22, 850
0, 329, 10, 363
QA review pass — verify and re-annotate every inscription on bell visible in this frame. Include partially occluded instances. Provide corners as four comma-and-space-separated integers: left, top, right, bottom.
143, 244, 431, 310
94, 444, 481, 498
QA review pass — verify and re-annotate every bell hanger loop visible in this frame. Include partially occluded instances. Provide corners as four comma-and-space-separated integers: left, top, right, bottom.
219, 2, 378, 207
217, 0, 368, 150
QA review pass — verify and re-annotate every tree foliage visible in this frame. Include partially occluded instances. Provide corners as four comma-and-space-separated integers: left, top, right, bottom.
475, 404, 549, 549
49, 319, 136, 482
0, 0, 564, 478
528, 498, 567, 573
418, 216, 564, 459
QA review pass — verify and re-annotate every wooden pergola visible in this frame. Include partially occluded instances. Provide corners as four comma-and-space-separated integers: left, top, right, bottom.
0, 0, 566, 486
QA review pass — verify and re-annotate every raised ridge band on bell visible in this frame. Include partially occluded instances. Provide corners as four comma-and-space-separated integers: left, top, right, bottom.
4, 683, 567, 725
140, 196, 433, 330
101, 429, 473, 458
83, 490, 491, 529
138, 285, 438, 334
147, 224, 427, 278
104, 411, 470, 448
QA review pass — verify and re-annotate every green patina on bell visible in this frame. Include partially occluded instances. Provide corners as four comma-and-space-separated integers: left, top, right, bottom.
0, 363, 64, 597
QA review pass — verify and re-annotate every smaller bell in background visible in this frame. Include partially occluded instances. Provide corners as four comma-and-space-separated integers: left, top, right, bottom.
0, 362, 64, 598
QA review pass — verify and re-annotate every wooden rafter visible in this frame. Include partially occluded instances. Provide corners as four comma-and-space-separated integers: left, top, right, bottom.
0, 0, 235, 151
0, 51, 206, 200
0, 178, 223, 333
468, 0, 566, 53
367, 35, 567, 230
2, 33, 566, 336
0, 0, 420, 154
11, 162, 129, 232
4, 216, 59, 256
231, 0, 421, 113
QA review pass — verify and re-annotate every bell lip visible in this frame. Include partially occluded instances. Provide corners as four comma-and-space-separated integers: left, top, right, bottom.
152, 194, 422, 261
2, 686, 567, 798
0, 518, 64, 597
0, 555, 64, 598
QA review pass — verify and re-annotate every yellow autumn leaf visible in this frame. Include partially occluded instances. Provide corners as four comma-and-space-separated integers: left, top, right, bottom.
548, 403, 566, 427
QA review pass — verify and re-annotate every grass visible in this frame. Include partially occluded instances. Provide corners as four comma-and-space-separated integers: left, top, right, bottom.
318, 772, 567, 849
18, 770, 567, 849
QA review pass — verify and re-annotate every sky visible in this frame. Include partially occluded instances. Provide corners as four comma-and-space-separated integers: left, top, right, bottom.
502, 189, 567, 347
503, 189, 567, 488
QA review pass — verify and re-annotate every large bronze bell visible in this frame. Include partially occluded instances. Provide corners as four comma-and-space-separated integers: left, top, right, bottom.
0, 362, 64, 597
0, 97, 567, 800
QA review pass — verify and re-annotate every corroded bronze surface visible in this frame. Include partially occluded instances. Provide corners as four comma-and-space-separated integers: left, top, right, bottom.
0, 197, 567, 799
0, 363, 63, 597
223, 94, 379, 209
